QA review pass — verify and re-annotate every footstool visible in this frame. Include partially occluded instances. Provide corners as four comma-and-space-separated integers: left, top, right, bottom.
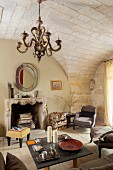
90, 126, 113, 157
6, 127, 30, 148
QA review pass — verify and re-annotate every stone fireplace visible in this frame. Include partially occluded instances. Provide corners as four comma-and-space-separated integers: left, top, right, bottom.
5, 97, 47, 132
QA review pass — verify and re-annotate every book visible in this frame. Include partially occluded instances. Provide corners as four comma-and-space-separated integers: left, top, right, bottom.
35, 138, 41, 143
17, 125, 23, 129
27, 140, 36, 145
19, 113, 31, 118
12, 126, 23, 131
32, 144, 43, 152
18, 119, 32, 123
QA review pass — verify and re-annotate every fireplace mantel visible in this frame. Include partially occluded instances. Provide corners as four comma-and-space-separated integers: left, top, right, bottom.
5, 97, 47, 132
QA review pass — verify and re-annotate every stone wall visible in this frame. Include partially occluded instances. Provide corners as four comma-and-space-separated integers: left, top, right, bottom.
68, 74, 92, 113
68, 63, 105, 126
69, 60, 111, 125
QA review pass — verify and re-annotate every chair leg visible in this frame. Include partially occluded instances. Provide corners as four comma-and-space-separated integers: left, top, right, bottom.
90, 138, 92, 143
7, 137, 11, 146
19, 138, 23, 148
27, 133, 30, 140
98, 146, 102, 158
90, 133, 92, 143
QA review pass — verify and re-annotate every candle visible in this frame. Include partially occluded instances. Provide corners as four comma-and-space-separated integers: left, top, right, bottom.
47, 126, 52, 143
53, 130, 58, 143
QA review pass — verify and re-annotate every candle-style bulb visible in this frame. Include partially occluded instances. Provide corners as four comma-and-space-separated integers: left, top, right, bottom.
47, 126, 52, 143
53, 130, 58, 143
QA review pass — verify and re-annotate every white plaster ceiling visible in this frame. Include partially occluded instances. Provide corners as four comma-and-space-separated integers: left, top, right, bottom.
0, 0, 113, 78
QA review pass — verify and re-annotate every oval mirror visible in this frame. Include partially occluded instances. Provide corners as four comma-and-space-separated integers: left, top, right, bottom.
16, 63, 38, 92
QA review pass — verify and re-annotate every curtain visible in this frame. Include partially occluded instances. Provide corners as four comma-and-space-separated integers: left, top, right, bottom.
104, 60, 113, 126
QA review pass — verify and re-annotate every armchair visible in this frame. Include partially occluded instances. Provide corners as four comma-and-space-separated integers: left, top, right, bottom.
73, 105, 96, 130
97, 130, 113, 158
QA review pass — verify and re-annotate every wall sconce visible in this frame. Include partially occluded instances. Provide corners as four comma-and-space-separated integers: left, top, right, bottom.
90, 79, 95, 90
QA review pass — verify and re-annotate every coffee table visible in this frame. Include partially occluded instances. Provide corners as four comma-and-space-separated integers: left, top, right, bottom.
27, 135, 92, 170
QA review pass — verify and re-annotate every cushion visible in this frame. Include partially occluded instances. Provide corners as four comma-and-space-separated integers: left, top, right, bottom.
80, 111, 94, 117
89, 163, 113, 170
104, 133, 113, 142
6, 152, 28, 170
74, 117, 92, 127
0, 152, 5, 170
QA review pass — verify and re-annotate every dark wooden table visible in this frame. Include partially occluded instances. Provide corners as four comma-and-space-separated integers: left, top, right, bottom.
27, 135, 92, 170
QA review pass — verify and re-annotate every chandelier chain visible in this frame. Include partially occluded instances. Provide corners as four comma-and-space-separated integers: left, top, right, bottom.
39, 1, 41, 20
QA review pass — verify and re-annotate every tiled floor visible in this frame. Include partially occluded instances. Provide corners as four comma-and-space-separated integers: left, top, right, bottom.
0, 127, 113, 170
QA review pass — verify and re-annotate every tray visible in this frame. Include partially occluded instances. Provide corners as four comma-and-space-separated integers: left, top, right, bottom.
36, 153, 60, 162
58, 139, 83, 151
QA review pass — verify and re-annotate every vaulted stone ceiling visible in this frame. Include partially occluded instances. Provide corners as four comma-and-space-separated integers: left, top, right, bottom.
0, 0, 113, 78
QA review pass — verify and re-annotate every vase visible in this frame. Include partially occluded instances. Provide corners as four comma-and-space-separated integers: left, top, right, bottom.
34, 90, 38, 97
11, 88, 14, 98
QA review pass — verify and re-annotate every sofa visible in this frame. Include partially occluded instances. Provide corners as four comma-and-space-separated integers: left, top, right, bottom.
0, 152, 28, 170
74, 153, 113, 170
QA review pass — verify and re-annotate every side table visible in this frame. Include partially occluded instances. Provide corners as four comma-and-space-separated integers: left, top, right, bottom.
6, 127, 30, 148
66, 113, 76, 128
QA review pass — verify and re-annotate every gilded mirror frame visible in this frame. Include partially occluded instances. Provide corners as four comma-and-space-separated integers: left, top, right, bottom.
16, 63, 38, 92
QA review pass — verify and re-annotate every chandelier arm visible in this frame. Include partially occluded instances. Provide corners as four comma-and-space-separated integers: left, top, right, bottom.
48, 41, 62, 52
31, 27, 38, 40
41, 26, 45, 36
27, 38, 37, 49
43, 37, 49, 48
46, 48, 52, 56
22, 36, 34, 48
40, 27, 49, 48
42, 33, 50, 48
17, 46, 28, 53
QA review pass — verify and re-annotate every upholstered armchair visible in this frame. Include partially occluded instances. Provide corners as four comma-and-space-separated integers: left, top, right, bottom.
97, 130, 113, 158
73, 105, 96, 130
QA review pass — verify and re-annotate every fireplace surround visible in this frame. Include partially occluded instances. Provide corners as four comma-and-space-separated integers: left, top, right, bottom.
5, 97, 47, 133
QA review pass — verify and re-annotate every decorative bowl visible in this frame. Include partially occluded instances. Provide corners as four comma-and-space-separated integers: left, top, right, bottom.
58, 139, 83, 151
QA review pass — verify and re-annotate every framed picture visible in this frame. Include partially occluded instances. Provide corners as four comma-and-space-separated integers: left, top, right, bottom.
51, 80, 62, 90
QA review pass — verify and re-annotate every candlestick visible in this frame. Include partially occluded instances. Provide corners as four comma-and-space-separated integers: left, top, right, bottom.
47, 126, 52, 143
53, 130, 58, 143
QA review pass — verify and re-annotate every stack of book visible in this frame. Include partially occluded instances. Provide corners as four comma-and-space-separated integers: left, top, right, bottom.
17, 113, 33, 127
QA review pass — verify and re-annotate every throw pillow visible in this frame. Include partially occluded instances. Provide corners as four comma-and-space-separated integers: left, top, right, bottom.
6, 152, 28, 170
0, 152, 5, 170
104, 133, 113, 142
89, 163, 113, 170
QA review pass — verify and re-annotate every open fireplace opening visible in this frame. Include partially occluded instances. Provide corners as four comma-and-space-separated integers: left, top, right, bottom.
11, 102, 47, 129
